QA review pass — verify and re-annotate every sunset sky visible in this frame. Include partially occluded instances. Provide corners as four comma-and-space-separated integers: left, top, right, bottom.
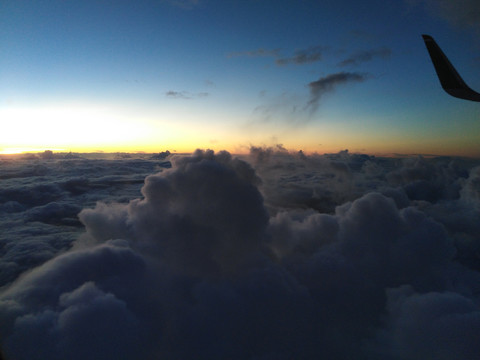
1, 0, 479, 156
2, 3, 480, 358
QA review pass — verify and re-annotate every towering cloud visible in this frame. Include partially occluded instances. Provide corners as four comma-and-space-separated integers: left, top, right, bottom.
79, 149, 268, 276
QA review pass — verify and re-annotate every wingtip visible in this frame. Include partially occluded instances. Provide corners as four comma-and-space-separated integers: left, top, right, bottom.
421, 33, 480, 102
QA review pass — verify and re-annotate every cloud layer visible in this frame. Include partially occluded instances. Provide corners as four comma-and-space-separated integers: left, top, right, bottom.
1, 149, 480, 359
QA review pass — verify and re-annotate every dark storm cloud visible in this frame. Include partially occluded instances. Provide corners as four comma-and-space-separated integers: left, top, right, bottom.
338, 47, 392, 67
275, 46, 325, 65
2, 150, 480, 359
307, 72, 369, 112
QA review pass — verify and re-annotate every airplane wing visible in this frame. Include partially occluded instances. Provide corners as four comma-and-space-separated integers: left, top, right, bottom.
422, 34, 480, 102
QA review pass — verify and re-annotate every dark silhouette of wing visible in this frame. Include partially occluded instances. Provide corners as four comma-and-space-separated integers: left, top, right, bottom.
422, 34, 480, 102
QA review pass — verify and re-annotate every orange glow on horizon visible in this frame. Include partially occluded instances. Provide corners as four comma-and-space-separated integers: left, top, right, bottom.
2, 141, 479, 158
1, 104, 479, 159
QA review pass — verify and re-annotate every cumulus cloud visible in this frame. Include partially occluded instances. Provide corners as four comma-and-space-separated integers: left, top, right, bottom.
0, 155, 169, 287
79, 149, 268, 276
1, 150, 480, 359
460, 166, 480, 208
0, 241, 146, 360
371, 285, 480, 359
307, 72, 369, 112
338, 47, 392, 67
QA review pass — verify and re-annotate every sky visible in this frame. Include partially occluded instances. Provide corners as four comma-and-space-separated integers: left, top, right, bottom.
2, 3, 480, 358
1, 0, 480, 156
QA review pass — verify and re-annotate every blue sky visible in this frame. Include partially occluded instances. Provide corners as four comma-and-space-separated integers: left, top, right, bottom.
1, 0, 479, 155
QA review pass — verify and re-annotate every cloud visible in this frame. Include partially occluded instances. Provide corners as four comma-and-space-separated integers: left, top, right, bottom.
165, 90, 190, 99
0, 155, 169, 288
1, 150, 480, 359
460, 166, 480, 209
275, 46, 324, 66
227, 48, 281, 58
79, 149, 268, 276
250, 71, 370, 121
165, 90, 209, 99
307, 72, 369, 112
338, 47, 392, 67
250, 92, 301, 125
228, 46, 324, 66
0, 241, 146, 360
370, 285, 480, 359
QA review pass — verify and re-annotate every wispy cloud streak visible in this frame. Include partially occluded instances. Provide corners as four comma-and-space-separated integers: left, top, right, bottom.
228, 46, 324, 66
276, 46, 325, 65
227, 48, 281, 58
338, 47, 391, 67
165, 90, 209, 99
307, 72, 369, 112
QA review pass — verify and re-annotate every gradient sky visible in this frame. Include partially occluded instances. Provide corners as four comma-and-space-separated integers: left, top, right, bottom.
1, 0, 479, 156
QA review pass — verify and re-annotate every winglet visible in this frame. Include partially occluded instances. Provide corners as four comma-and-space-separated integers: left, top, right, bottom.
422, 34, 480, 102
